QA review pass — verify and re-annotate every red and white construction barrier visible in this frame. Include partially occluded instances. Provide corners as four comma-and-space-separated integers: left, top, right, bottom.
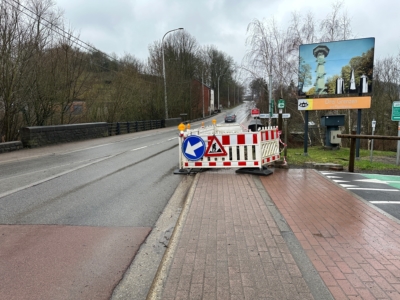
178, 126, 280, 170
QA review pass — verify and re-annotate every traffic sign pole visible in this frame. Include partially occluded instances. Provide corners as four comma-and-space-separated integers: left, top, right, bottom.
397, 121, 400, 166
392, 102, 400, 165
370, 119, 376, 163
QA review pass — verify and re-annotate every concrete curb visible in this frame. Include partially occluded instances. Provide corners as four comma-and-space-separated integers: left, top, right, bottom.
146, 173, 199, 300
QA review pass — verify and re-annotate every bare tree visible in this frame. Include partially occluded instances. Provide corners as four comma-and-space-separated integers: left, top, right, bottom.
0, 0, 38, 141
320, 1, 352, 42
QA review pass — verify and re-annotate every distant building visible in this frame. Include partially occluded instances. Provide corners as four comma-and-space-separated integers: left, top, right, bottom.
191, 79, 212, 117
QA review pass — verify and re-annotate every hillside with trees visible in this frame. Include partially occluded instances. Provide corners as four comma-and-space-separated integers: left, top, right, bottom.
0, 0, 242, 141
1, 0, 400, 152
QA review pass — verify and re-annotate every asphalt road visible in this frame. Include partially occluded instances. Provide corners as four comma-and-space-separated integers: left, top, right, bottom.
0, 126, 185, 300
320, 171, 400, 219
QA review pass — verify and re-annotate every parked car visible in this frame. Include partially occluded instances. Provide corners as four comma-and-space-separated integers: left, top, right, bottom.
225, 113, 236, 123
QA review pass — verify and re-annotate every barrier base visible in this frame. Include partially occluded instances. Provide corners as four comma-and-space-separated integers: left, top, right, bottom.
235, 167, 273, 176
174, 169, 191, 175
173, 168, 204, 175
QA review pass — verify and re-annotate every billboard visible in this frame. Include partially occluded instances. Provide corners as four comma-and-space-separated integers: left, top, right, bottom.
298, 38, 375, 98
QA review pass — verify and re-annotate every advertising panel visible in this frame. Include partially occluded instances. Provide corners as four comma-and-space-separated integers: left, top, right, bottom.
298, 96, 371, 111
298, 38, 375, 98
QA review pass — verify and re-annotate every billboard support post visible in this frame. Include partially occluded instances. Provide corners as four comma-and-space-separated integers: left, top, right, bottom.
356, 109, 361, 159
304, 111, 309, 156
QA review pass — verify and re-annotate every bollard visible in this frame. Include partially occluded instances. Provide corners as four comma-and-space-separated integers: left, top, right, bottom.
349, 131, 356, 172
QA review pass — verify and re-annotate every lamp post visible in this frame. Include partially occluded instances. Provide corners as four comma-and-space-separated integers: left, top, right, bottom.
162, 27, 183, 120
202, 70, 204, 118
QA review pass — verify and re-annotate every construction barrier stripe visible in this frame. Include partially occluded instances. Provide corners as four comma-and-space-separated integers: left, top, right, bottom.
219, 134, 257, 146
261, 155, 280, 164
184, 161, 260, 167
260, 129, 278, 141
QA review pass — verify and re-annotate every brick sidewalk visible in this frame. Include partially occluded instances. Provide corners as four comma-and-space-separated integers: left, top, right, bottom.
261, 169, 400, 299
155, 168, 400, 299
158, 170, 315, 299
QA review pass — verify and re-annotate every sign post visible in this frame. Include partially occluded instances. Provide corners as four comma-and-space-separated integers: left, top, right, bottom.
277, 99, 285, 136
370, 119, 376, 163
397, 122, 400, 166
392, 101, 400, 165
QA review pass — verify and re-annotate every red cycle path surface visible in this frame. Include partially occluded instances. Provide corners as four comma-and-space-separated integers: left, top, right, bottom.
0, 225, 150, 300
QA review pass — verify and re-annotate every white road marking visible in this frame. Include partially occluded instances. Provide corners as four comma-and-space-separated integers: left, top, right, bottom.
347, 188, 399, 191
340, 184, 358, 188
356, 179, 388, 183
131, 146, 148, 151
371, 201, 400, 204
0, 155, 112, 199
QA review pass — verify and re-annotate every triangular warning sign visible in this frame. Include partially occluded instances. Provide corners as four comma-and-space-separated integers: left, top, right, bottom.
204, 136, 227, 157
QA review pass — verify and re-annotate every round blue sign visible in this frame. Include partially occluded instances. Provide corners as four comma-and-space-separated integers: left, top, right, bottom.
182, 135, 206, 161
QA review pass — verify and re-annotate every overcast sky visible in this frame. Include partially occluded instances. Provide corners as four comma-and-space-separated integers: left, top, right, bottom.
55, 0, 399, 67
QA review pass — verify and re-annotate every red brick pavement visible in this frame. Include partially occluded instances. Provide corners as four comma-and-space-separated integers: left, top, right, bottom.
261, 169, 400, 299
160, 170, 314, 299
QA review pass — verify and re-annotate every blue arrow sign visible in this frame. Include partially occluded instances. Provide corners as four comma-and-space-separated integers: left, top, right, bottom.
182, 135, 206, 161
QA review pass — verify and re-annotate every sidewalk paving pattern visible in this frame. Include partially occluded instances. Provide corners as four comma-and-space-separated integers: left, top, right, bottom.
158, 169, 400, 299
160, 170, 314, 299
262, 169, 400, 299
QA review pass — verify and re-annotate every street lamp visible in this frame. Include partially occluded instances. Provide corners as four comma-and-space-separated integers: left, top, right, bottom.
162, 27, 184, 120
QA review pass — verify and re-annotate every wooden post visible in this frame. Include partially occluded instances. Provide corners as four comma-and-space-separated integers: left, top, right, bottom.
349, 131, 356, 172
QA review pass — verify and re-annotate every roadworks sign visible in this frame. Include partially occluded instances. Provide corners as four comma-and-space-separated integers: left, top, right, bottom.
204, 136, 227, 157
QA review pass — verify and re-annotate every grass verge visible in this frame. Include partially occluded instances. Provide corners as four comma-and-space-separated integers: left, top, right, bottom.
284, 146, 400, 173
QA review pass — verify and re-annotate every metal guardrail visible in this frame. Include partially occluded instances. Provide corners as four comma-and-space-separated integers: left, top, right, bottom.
108, 120, 165, 136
